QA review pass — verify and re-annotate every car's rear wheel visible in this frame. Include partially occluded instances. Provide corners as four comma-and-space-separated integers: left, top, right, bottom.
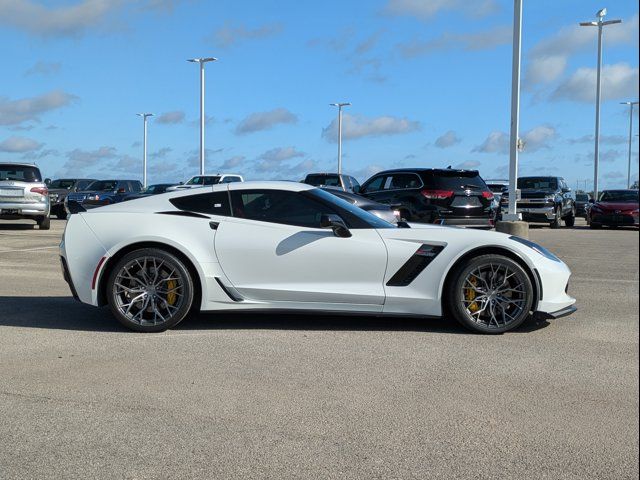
37, 215, 51, 230
589, 222, 602, 229
564, 207, 575, 227
56, 211, 67, 220
446, 255, 534, 334
106, 248, 195, 332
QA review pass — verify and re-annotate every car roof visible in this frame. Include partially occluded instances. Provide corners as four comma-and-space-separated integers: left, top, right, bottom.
372, 168, 480, 175
0, 162, 38, 167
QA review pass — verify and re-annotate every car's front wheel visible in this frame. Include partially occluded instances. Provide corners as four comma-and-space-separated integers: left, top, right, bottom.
446, 254, 534, 334
106, 248, 195, 332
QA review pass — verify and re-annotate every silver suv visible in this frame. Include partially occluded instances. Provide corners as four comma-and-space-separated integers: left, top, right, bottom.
0, 162, 51, 230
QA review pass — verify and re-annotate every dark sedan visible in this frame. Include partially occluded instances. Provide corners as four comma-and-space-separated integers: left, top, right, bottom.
324, 187, 400, 224
588, 190, 639, 229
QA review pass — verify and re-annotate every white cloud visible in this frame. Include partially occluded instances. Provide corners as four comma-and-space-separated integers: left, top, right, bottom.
398, 25, 511, 57
149, 147, 172, 159
322, 113, 421, 142
258, 146, 304, 163
472, 126, 556, 154
0, 90, 77, 126
552, 63, 639, 102
219, 155, 245, 170
62, 146, 117, 173
235, 108, 297, 135
24, 61, 62, 76
0, 136, 43, 153
212, 22, 283, 48
454, 160, 481, 170
156, 110, 185, 124
384, 0, 499, 20
434, 130, 461, 148
0, 0, 123, 37
568, 134, 627, 145
524, 13, 638, 87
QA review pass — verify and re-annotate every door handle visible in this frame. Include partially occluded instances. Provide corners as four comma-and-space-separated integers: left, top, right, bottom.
209, 221, 219, 230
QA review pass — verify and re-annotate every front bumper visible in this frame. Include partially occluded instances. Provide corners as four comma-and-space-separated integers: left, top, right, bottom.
502, 205, 556, 222
0, 201, 49, 218
533, 305, 577, 321
590, 213, 639, 226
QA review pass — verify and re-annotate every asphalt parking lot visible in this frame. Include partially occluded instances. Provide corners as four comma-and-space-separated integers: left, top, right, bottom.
1, 218, 638, 479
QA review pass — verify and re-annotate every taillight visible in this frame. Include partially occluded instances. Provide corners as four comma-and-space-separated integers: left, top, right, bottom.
421, 189, 454, 199
481, 191, 494, 200
30, 186, 48, 196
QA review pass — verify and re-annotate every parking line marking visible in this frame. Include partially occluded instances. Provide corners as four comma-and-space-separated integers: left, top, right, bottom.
0, 246, 58, 254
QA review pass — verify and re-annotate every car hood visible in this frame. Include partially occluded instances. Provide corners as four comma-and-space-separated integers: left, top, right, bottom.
594, 201, 638, 210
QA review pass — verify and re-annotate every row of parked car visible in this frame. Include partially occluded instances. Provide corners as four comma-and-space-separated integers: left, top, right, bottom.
1, 161, 638, 230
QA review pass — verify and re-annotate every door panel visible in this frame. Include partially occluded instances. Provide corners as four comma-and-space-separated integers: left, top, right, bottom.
214, 218, 387, 305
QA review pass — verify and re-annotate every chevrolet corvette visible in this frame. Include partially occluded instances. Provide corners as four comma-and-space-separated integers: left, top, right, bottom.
60, 182, 576, 333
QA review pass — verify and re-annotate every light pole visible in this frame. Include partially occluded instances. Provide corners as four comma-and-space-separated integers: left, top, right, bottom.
503, 0, 523, 222
620, 101, 638, 188
187, 57, 217, 176
136, 113, 153, 188
580, 8, 622, 200
330, 102, 350, 174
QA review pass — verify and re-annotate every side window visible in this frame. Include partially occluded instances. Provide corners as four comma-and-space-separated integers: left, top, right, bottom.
132, 182, 143, 192
230, 189, 335, 228
387, 173, 421, 190
170, 192, 231, 216
361, 175, 386, 193
350, 177, 360, 191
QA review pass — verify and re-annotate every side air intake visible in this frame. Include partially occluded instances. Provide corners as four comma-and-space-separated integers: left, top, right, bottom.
386, 244, 445, 287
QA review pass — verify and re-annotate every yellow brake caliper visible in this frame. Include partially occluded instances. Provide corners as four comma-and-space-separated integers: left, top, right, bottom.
465, 277, 479, 313
166, 279, 177, 306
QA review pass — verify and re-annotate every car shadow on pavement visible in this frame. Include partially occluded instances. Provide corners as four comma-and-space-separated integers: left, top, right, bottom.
0, 296, 551, 334
0, 224, 36, 231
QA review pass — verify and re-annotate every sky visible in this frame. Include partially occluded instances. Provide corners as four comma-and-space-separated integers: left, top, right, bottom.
0, 0, 638, 190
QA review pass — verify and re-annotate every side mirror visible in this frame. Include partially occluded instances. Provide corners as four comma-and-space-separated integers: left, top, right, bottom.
179, 181, 184, 185
320, 214, 351, 238
44, 178, 51, 186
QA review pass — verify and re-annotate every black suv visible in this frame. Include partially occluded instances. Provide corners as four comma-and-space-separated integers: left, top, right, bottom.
500, 176, 575, 228
359, 168, 494, 227
47, 178, 97, 219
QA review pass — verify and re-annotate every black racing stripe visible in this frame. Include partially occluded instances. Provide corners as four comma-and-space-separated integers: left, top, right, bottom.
386, 244, 445, 287
155, 210, 210, 219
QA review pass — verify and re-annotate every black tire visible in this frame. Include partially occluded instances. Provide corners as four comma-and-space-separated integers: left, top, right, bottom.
106, 248, 195, 332
446, 254, 534, 334
564, 208, 575, 228
399, 209, 411, 222
37, 216, 51, 230
590, 223, 602, 229
550, 206, 562, 229
56, 211, 67, 220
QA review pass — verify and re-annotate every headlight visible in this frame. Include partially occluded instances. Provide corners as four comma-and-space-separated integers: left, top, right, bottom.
509, 236, 561, 263
545, 195, 556, 202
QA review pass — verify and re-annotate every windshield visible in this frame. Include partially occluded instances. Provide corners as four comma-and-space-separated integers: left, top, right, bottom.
599, 190, 639, 203
186, 176, 220, 185
576, 193, 589, 201
308, 188, 395, 229
0, 165, 42, 182
49, 179, 76, 189
86, 180, 117, 191
518, 177, 558, 190
305, 174, 341, 187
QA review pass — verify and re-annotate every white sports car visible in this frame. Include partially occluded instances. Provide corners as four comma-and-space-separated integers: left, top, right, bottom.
60, 181, 576, 333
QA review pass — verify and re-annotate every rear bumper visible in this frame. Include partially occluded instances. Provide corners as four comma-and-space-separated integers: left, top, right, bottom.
0, 201, 48, 219
438, 216, 493, 228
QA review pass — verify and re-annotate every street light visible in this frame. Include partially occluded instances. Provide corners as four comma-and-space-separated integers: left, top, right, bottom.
503, 0, 523, 222
187, 57, 217, 176
580, 8, 622, 200
136, 113, 153, 188
330, 102, 351, 174
620, 101, 639, 188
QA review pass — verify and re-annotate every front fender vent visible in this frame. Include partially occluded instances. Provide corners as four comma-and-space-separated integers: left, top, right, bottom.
386, 244, 445, 287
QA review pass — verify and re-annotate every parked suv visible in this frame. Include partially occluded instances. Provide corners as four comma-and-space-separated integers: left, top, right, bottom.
500, 176, 575, 228
303, 173, 361, 192
65, 179, 143, 214
575, 192, 591, 218
167, 174, 243, 191
0, 162, 50, 229
359, 168, 494, 227
47, 178, 97, 219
